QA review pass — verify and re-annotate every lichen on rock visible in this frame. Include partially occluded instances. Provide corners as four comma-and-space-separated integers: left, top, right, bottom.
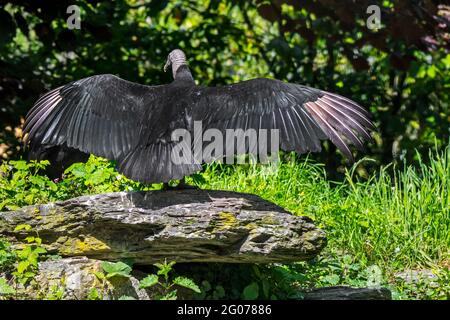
0, 190, 326, 264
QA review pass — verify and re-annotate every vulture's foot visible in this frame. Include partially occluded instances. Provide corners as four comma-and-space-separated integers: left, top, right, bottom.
162, 178, 199, 191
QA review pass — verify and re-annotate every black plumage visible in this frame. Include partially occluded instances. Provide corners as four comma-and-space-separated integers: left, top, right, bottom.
23, 49, 375, 183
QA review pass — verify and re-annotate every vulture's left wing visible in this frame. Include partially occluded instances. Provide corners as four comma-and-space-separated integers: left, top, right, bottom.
191, 78, 374, 160
23, 74, 164, 162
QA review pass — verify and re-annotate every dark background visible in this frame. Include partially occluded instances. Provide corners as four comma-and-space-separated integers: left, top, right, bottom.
1, 0, 449, 175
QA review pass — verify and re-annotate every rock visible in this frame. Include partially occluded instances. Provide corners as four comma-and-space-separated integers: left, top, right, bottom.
0, 190, 326, 264
30, 256, 150, 300
302, 286, 392, 300
394, 270, 438, 285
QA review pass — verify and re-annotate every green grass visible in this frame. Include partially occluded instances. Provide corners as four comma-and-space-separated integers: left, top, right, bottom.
1, 146, 449, 299
193, 149, 449, 271
188, 147, 450, 299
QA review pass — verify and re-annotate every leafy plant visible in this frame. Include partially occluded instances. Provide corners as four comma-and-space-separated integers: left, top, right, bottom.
242, 282, 259, 300
87, 288, 102, 301
0, 238, 16, 273
139, 274, 159, 289
43, 284, 65, 300
0, 160, 59, 211
101, 261, 132, 279
0, 277, 15, 297
139, 260, 201, 300
11, 224, 47, 286
86, 261, 134, 300
0, 156, 152, 213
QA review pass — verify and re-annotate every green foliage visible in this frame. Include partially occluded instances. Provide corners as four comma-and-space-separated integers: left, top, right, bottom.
1, 145, 449, 299
196, 145, 450, 274
87, 288, 102, 301
0, 155, 151, 212
88, 261, 134, 300
139, 260, 201, 300
86, 260, 201, 300
139, 274, 159, 289
62, 156, 148, 196
0, 225, 48, 299
189, 144, 450, 300
0, 160, 59, 211
43, 284, 65, 300
0, 238, 16, 273
0, 277, 15, 296
172, 276, 201, 294
101, 261, 132, 279
187, 264, 298, 300
242, 282, 259, 300
12, 224, 47, 286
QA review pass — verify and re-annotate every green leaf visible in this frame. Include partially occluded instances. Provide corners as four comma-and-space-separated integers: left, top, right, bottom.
201, 280, 211, 292
17, 260, 30, 273
139, 274, 159, 289
173, 276, 201, 293
24, 194, 34, 204
155, 260, 176, 279
33, 247, 47, 255
67, 164, 86, 177
86, 170, 108, 185
14, 224, 32, 232
24, 236, 35, 243
242, 282, 259, 300
322, 274, 340, 286
101, 261, 132, 278
427, 65, 436, 78
212, 285, 225, 299
47, 181, 58, 191
87, 288, 101, 300
93, 271, 106, 280
29, 176, 46, 188
0, 277, 15, 295
160, 289, 177, 300
11, 160, 28, 171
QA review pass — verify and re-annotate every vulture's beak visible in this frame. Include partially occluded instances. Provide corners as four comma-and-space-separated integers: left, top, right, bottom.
164, 58, 171, 72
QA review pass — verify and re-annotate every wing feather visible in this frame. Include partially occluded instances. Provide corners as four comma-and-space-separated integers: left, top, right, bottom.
24, 74, 163, 162
191, 78, 374, 160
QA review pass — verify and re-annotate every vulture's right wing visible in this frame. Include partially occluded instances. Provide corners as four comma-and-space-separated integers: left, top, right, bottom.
24, 74, 164, 162
191, 78, 375, 160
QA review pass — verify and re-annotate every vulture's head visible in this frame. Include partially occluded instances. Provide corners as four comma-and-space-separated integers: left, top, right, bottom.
164, 49, 187, 78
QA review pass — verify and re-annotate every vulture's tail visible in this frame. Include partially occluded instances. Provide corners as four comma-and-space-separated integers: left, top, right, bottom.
118, 141, 202, 184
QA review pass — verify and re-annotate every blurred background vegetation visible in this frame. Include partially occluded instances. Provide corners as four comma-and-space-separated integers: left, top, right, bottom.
0, 0, 449, 175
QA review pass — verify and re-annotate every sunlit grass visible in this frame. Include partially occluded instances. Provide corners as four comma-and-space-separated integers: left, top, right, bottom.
1, 144, 448, 299
192, 146, 450, 275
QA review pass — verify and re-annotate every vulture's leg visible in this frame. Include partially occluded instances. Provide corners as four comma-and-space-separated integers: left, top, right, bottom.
161, 177, 198, 190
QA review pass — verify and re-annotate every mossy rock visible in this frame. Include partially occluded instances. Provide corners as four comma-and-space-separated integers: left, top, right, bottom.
0, 190, 326, 264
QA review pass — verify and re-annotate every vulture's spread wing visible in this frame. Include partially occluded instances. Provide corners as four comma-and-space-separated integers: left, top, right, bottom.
24, 74, 202, 184
192, 78, 374, 160
24, 74, 162, 162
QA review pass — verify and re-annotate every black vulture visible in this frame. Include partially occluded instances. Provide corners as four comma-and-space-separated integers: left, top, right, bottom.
23, 49, 375, 184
